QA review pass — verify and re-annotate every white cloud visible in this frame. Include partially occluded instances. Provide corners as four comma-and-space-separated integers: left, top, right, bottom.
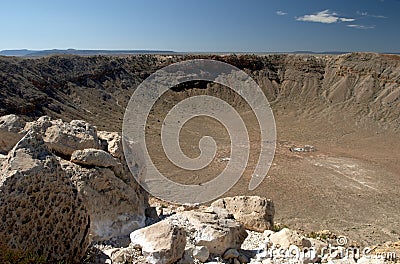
340, 18, 356, 22
296, 10, 355, 24
276, 11, 287, 16
347, 24, 375, 29
357, 11, 387, 18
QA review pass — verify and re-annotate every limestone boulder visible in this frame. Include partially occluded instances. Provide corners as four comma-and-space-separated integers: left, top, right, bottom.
212, 196, 275, 232
41, 118, 101, 156
130, 219, 187, 264
0, 132, 90, 263
0, 114, 26, 153
174, 207, 248, 255
70, 148, 118, 168
61, 159, 147, 241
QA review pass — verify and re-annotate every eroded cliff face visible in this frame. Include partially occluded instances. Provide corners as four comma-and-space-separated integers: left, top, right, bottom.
0, 53, 398, 131
322, 53, 400, 125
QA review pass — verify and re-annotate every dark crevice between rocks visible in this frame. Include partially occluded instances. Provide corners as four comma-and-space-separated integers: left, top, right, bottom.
51, 150, 71, 161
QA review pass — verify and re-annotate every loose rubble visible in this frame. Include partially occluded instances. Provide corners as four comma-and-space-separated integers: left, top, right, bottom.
92, 204, 399, 264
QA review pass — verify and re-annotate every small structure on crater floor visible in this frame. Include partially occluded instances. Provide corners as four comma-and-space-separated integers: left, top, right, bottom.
290, 145, 315, 152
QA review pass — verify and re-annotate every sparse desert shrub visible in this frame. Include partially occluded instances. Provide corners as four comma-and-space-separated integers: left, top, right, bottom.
271, 223, 289, 232
306, 231, 329, 241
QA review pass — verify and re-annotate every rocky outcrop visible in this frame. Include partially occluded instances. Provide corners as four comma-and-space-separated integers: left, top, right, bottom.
34, 117, 147, 242
0, 115, 149, 262
130, 219, 187, 264
0, 132, 90, 262
0, 114, 26, 153
212, 196, 275, 232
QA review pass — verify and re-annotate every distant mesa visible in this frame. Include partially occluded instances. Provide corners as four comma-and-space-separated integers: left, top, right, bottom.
0, 49, 176, 56
0, 49, 33, 56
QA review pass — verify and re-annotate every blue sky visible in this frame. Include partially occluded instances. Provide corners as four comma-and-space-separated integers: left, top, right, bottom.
0, 0, 399, 52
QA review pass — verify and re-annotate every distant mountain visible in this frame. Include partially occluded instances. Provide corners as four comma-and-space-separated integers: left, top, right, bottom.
0, 49, 176, 56
0, 49, 35, 56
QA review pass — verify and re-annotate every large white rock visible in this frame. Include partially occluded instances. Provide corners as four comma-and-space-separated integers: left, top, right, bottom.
0, 114, 26, 153
212, 196, 275, 232
41, 118, 101, 156
174, 207, 248, 255
0, 132, 90, 262
130, 219, 187, 264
